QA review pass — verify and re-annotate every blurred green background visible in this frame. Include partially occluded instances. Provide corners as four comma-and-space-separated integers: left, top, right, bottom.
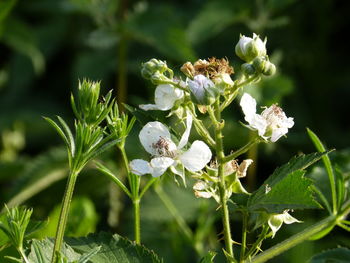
1, 0, 349, 262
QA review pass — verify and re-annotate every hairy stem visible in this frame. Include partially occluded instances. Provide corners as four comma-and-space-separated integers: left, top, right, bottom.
240, 211, 248, 262
133, 198, 141, 244
51, 171, 78, 263
223, 139, 259, 163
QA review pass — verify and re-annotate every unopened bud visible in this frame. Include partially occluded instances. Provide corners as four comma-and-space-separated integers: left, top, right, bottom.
213, 73, 234, 92
181, 62, 195, 78
262, 61, 276, 76
235, 33, 267, 62
141, 59, 168, 80
241, 63, 256, 76
188, 75, 218, 105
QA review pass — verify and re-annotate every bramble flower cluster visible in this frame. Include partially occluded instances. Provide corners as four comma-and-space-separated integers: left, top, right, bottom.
129, 32, 299, 245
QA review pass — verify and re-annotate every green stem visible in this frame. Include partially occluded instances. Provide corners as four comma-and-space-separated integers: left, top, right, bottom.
240, 212, 248, 262
223, 139, 259, 163
213, 100, 235, 262
133, 198, 141, 244
187, 106, 216, 148
244, 225, 269, 259
249, 215, 337, 263
154, 184, 194, 243
19, 247, 30, 263
221, 75, 259, 111
51, 171, 78, 263
119, 145, 141, 243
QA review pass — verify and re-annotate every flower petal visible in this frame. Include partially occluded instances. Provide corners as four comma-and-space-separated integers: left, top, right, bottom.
268, 214, 284, 238
180, 140, 212, 172
130, 159, 152, 176
282, 212, 301, 224
154, 84, 183, 110
139, 121, 172, 155
149, 157, 175, 177
178, 112, 193, 149
270, 127, 288, 142
240, 93, 258, 124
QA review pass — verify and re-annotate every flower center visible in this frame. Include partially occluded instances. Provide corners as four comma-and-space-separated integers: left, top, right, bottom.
152, 137, 177, 157
262, 105, 285, 128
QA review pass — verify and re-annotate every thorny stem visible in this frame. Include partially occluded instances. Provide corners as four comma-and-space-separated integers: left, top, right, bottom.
51, 171, 78, 263
213, 99, 236, 262
133, 198, 141, 244
244, 225, 269, 260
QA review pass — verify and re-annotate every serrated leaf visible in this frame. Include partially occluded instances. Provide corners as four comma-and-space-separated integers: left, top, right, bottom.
248, 170, 320, 213
308, 247, 350, 263
248, 152, 328, 213
66, 232, 163, 263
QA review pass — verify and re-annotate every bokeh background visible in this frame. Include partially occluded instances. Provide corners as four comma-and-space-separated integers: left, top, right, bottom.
0, 0, 349, 262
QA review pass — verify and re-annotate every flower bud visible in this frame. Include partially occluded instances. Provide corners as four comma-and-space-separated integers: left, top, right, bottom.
241, 63, 256, 76
252, 56, 276, 76
141, 59, 168, 79
262, 61, 276, 76
188, 75, 218, 105
235, 33, 267, 62
213, 73, 234, 93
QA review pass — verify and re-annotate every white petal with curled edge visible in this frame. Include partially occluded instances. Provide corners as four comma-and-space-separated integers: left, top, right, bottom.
240, 93, 257, 124
268, 214, 284, 238
130, 159, 152, 176
154, 84, 184, 110
139, 121, 172, 155
150, 157, 175, 177
282, 212, 301, 225
178, 113, 193, 149
180, 140, 212, 172
238, 159, 253, 178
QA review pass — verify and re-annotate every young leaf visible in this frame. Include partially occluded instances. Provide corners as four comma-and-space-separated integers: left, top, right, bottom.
308, 247, 350, 263
66, 231, 163, 263
199, 251, 217, 263
248, 152, 328, 213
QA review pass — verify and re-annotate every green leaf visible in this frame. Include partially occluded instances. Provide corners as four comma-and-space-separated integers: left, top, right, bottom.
28, 239, 81, 263
308, 247, 350, 263
248, 152, 328, 213
248, 170, 320, 213
66, 232, 163, 263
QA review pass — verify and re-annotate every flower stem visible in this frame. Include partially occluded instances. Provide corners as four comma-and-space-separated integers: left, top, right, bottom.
51, 171, 78, 263
133, 198, 141, 244
213, 100, 236, 262
240, 211, 248, 262
119, 145, 141, 244
223, 139, 259, 163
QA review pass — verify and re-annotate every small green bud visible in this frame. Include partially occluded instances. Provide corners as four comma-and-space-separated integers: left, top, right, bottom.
141, 59, 168, 79
252, 56, 276, 76
252, 56, 267, 73
241, 63, 256, 76
262, 61, 276, 76
235, 33, 267, 62
188, 75, 218, 105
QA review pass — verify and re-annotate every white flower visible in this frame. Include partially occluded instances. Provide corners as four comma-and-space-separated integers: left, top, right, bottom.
235, 33, 267, 62
139, 84, 184, 111
130, 114, 212, 179
240, 93, 294, 142
193, 181, 213, 199
268, 210, 301, 238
